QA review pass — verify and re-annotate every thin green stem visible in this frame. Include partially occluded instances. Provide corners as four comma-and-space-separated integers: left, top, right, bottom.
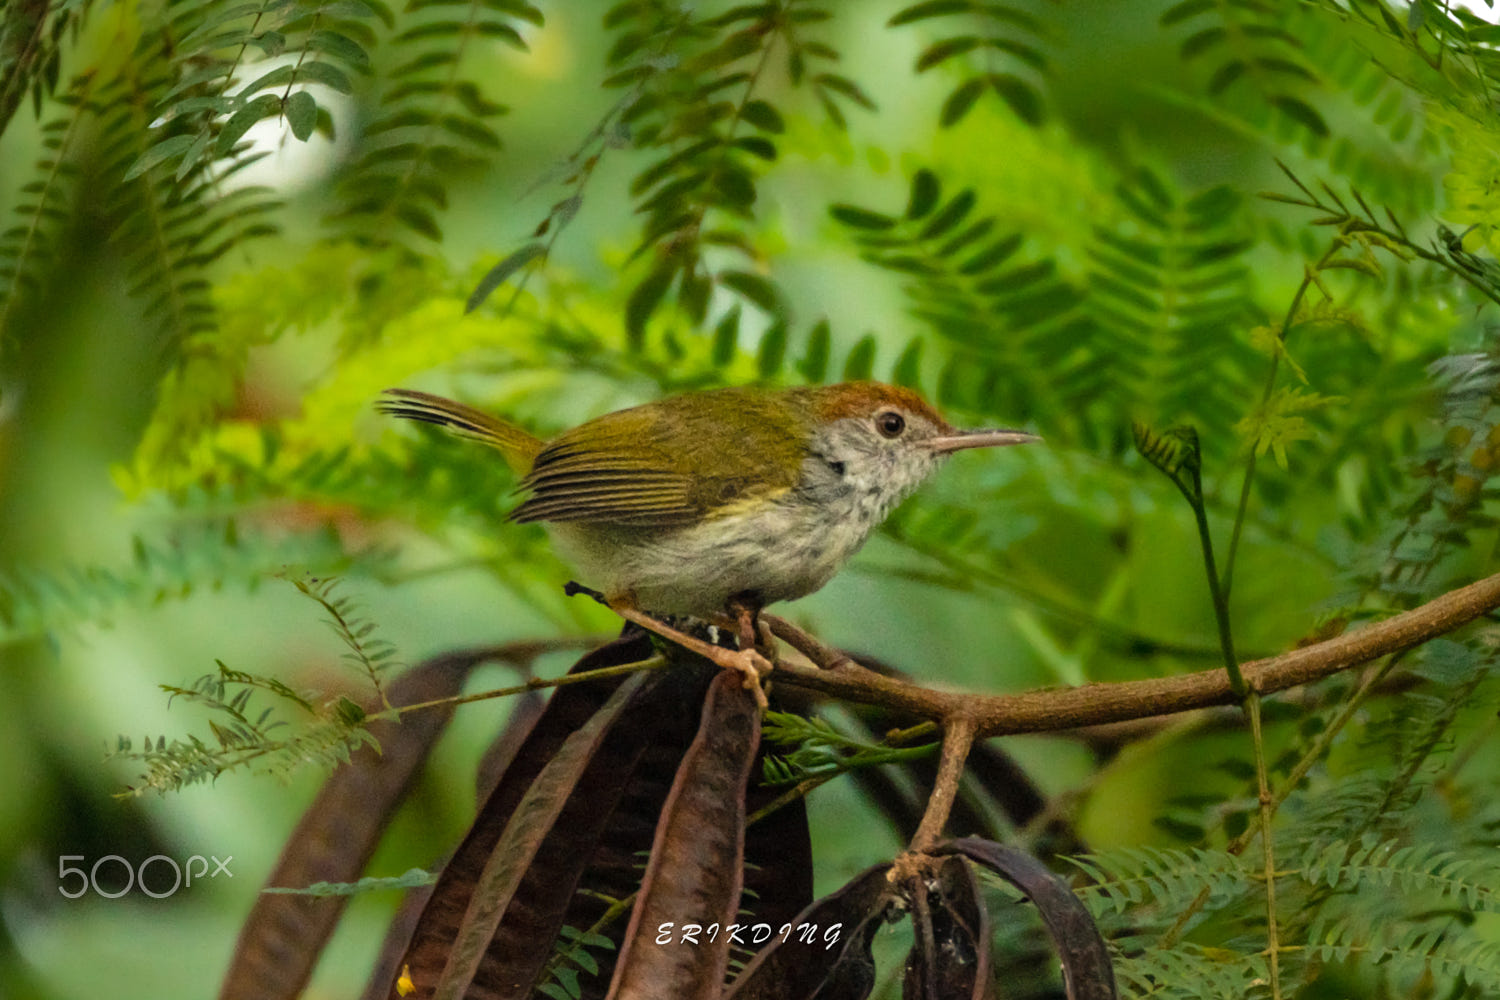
1159, 653, 1402, 948
1246, 692, 1282, 1000
1221, 246, 1333, 598
377, 654, 668, 720
752, 723, 941, 820
1192, 498, 1245, 697
537, 889, 638, 989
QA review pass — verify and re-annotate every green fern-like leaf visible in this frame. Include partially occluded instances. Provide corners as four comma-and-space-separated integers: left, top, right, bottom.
288, 573, 399, 706
1161, 0, 1327, 137
1357, 350, 1500, 603
130, 0, 378, 182
1292, 641, 1493, 844
1090, 167, 1263, 446
0, 71, 92, 350
113, 657, 381, 796
1111, 944, 1268, 1000
261, 867, 437, 896
888, 0, 1048, 126
832, 167, 1090, 429
0, 519, 364, 649
329, 0, 531, 248
92, 39, 284, 353
0, 0, 78, 135
1069, 846, 1255, 920
1297, 837, 1500, 911
606, 0, 864, 335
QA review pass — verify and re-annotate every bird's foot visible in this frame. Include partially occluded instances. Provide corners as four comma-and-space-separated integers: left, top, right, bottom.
607, 599, 772, 709
726, 594, 762, 653
699, 643, 773, 710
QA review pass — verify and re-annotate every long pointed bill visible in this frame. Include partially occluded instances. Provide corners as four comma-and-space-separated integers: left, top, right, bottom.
923, 428, 1041, 454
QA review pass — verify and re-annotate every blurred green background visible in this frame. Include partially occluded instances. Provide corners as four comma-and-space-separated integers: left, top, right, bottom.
3, 0, 1499, 996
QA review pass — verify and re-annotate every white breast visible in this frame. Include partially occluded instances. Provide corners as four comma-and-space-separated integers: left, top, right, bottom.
548, 487, 881, 617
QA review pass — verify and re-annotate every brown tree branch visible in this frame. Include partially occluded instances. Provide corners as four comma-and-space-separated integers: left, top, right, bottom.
769, 571, 1500, 737
908, 717, 975, 853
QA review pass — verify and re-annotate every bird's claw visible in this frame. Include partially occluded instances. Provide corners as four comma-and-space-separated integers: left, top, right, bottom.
716, 646, 772, 710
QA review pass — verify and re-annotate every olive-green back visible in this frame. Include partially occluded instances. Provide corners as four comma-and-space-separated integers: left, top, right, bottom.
512, 386, 812, 527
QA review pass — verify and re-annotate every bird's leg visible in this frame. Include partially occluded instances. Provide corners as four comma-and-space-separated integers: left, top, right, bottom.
723, 592, 762, 650
605, 594, 771, 710
723, 593, 779, 676
731, 600, 757, 652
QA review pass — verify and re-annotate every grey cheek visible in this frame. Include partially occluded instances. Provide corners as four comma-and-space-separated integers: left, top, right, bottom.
798, 455, 852, 503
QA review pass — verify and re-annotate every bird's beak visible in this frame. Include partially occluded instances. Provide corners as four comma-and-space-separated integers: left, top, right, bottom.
924, 428, 1041, 454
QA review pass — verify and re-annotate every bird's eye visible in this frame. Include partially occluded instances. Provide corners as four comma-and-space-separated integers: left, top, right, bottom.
876, 410, 906, 438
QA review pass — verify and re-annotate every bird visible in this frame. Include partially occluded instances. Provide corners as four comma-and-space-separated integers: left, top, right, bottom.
378, 381, 1038, 696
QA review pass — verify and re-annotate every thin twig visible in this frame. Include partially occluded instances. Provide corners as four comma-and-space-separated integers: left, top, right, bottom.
908, 716, 976, 853
381, 649, 668, 719
1222, 237, 1343, 598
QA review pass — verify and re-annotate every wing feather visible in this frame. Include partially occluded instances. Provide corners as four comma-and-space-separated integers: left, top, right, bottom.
509, 387, 809, 527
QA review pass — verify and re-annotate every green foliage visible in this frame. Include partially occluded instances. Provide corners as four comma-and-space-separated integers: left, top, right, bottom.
603, 0, 871, 337
0, 72, 87, 347
288, 573, 399, 708
329, 0, 533, 248
760, 710, 937, 785
0, 518, 365, 649
8, 0, 1500, 994
889, 0, 1049, 126
831, 167, 1090, 426
1133, 423, 1204, 507
109, 575, 397, 795
111, 659, 378, 795
1091, 168, 1262, 443
1068, 629, 1500, 1000
131, 0, 375, 182
1355, 351, 1500, 604
260, 866, 437, 895
1161, 0, 1327, 137
0, 0, 78, 132
829, 164, 1275, 458
537, 924, 619, 1000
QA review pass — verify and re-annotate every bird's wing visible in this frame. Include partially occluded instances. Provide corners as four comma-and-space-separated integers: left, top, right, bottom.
511, 388, 807, 528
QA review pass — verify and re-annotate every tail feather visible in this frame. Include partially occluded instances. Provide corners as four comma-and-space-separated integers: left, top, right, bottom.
378, 388, 543, 474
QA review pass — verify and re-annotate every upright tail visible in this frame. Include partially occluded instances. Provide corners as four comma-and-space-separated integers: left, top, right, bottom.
378, 388, 544, 474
